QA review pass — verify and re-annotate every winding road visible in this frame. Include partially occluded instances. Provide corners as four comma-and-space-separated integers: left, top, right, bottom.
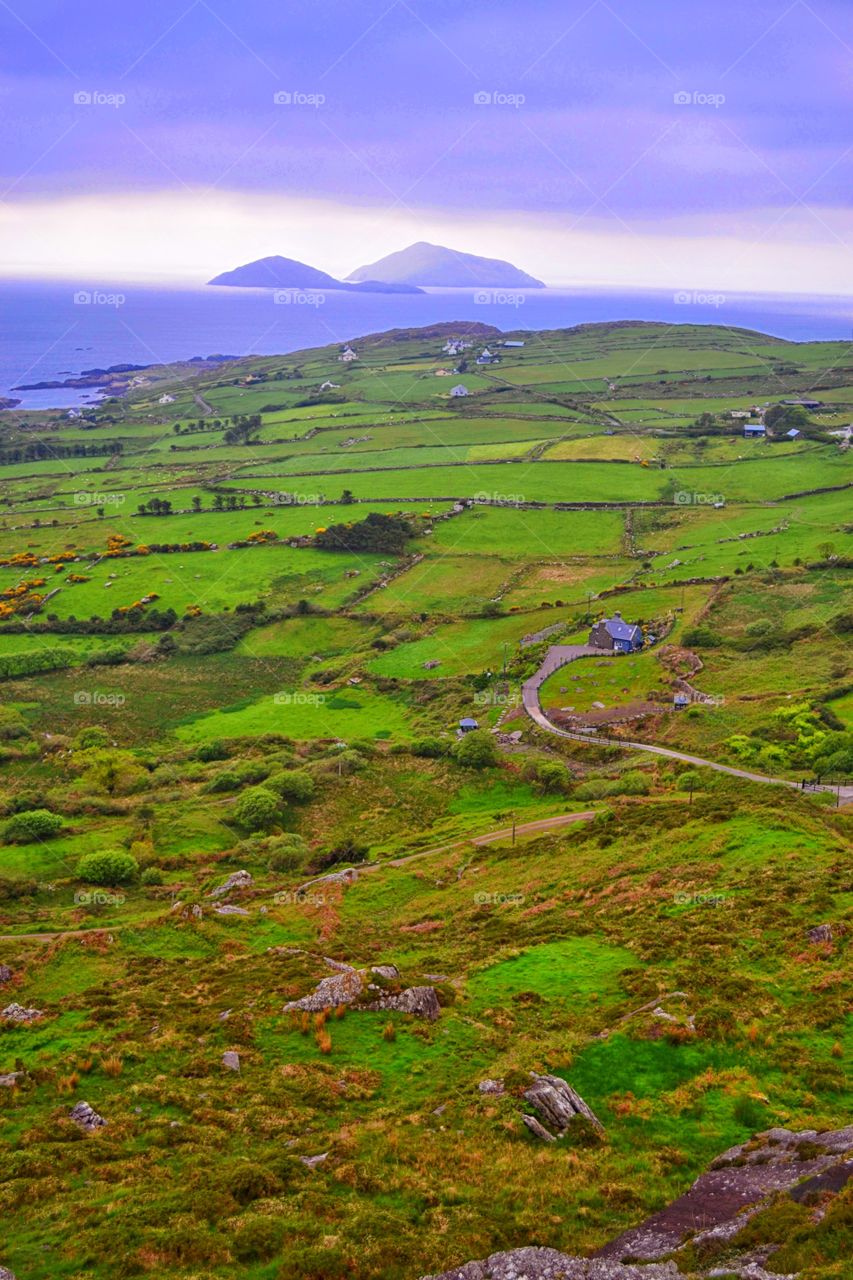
522, 644, 853, 803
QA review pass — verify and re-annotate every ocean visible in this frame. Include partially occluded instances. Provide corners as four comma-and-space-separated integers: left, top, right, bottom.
2, 279, 851, 410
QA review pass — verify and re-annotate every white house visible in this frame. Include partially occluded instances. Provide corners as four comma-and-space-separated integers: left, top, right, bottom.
338, 346, 358, 362
450, 384, 469, 397
319, 380, 341, 391
158, 393, 176, 405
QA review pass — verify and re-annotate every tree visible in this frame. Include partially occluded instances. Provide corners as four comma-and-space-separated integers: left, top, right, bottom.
340, 488, 355, 505
454, 729, 498, 769
78, 850, 139, 885
192, 496, 202, 513
234, 787, 280, 832
4, 809, 64, 842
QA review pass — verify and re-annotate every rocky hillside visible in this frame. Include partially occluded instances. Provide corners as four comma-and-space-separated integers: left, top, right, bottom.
422, 1124, 853, 1279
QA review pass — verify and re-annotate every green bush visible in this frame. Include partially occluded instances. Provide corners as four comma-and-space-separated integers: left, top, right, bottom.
78, 850, 139, 885
4, 808, 64, 842
140, 866, 164, 886
682, 626, 721, 649
232, 1216, 284, 1261
536, 761, 571, 794
266, 832, 309, 872
411, 737, 447, 758
72, 726, 110, 750
234, 787, 280, 832
267, 769, 315, 803
220, 1161, 282, 1206
453, 729, 498, 770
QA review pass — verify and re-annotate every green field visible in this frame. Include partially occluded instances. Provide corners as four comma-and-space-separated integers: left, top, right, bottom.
0, 318, 850, 1280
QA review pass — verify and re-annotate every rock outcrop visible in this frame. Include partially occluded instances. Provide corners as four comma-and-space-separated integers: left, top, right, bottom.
598, 1124, 853, 1264
420, 1126, 853, 1280
209, 869, 254, 898
1, 1003, 43, 1023
283, 962, 440, 1020
523, 1074, 604, 1140
221, 1051, 241, 1072
69, 1101, 107, 1132
0, 965, 12, 984
364, 985, 441, 1021
422, 1250, 679, 1279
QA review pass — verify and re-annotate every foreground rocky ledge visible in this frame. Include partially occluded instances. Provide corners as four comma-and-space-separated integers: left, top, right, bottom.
421, 1126, 853, 1280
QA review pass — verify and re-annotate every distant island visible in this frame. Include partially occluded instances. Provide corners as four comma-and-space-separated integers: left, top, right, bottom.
346, 240, 546, 288
207, 255, 424, 293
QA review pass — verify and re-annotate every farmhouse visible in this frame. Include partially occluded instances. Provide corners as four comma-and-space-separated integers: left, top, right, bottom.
744, 423, 766, 438
450, 384, 469, 397
338, 346, 358, 362
476, 348, 499, 365
589, 611, 644, 654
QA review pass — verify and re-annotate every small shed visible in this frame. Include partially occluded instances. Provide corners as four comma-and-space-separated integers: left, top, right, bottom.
786, 428, 801, 439
450, 384, 469, 397
459, 718, 480, 733
744, 423, 766, 438
673, 692, 690, 710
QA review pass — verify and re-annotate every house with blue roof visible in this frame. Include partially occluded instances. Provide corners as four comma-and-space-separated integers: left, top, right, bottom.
589, 611, 644, 654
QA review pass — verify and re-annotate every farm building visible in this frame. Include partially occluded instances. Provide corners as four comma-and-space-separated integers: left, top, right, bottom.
459, 718, 479, 733
786, 427, 802, 439
450, 384, 469, 397
476, 348, 499, 365
744, 423, 766, 438
338, 346, 358, 362
589, 611, 644, 654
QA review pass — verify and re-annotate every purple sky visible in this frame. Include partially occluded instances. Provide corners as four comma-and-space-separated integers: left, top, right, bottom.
1, 0, 852, 287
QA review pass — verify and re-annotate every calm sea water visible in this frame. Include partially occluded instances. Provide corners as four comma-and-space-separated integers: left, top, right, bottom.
2, 279, 851, 410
